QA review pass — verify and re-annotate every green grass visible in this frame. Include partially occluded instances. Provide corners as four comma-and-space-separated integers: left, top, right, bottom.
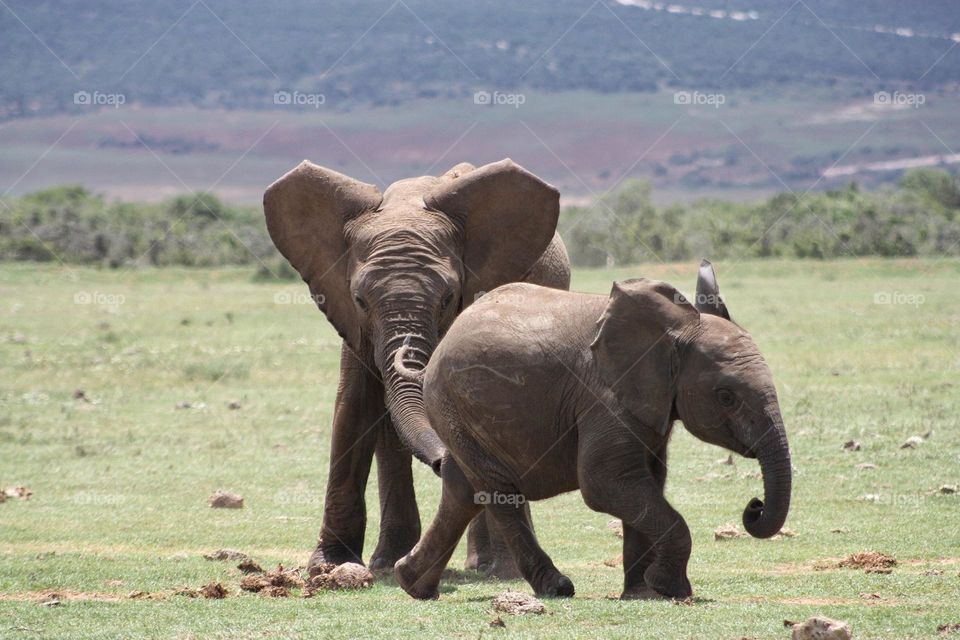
1, 259, 958, 639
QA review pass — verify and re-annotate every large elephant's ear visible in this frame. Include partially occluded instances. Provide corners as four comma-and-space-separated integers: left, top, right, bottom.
427, 158, 559, 306
590, 279, 699, 435
264, 160, 382, 349
694, 259, 731, 320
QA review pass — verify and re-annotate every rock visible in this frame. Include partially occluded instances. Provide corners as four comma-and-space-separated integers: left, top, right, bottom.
200, 582, 227, 599
901, 435, 924, 449
841, 440, 860, 452
202, 549, 248, 561
73, 389, 90, 402
306, 562, 374, 592
714, 523, 746, 540
228, 400, 242, 410
175, 401, 192, 410
3, 486, 33, 500
791, 617, 851, 640
208, 490, 244, 509
939, 485, 957, 495
492, 591, 546, 615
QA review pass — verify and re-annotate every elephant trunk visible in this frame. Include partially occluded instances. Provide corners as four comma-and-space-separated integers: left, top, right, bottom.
377, 321, 445, 476
742, 407, 792, 539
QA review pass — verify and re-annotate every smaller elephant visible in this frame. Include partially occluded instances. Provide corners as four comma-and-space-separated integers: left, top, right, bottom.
395, 261, 791, 600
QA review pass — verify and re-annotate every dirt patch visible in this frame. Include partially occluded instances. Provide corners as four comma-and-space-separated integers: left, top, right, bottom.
238, 559, 264, 574
208, 490, 244, 509
240, 565, 304, 593
607, 520, 623, 538
259, 586, 289, 598
493, 591, 545, 615
203, 548, 248, 561
938, 623, 960, 633
304, 562, 374, 594
789, 617, 851, 640
603, 555, 623, 568
838, 551, 897, 573
0, 589, 126, 603
714, 523, 746, 540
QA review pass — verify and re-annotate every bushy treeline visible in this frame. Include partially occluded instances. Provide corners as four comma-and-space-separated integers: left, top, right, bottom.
0, 185, 282, 271
3, 169, 959, 273
559, 169, 960, 266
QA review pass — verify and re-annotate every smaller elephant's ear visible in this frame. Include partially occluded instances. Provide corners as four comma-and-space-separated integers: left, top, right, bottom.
590, 279, 699, 436
263, 161, 382, 350
694, 259, 731, 320
426, 158, 559, 306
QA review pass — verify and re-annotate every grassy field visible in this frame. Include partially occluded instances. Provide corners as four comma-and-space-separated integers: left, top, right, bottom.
0, 259, 958, 639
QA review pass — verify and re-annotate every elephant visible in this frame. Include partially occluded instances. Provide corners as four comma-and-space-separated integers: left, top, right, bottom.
395, 261, 792, 600
263, 158, 570, 575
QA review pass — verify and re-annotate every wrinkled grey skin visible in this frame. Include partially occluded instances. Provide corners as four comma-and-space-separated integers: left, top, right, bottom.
396, 262, 791, 599
264, 159, 570, 575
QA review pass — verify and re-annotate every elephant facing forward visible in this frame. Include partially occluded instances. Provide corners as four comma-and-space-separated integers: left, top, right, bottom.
264, 159, 569, 575
396, 262, 792, 599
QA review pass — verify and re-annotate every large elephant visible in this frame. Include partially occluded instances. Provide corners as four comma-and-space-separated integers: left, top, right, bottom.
264, 158, 570, 574
396, 261, 792, 599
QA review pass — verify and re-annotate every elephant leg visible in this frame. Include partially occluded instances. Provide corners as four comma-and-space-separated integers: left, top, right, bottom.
465, 509, 525, 579
369, 417, 421, 572
483, 498, 573, 598
622, 442, 669, 597
396, 455, 482, 600
307, 343, 385, 576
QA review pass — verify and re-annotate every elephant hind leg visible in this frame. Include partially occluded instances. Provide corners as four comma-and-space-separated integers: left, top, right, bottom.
396, 454, 481, 600
465, 510, 525, 580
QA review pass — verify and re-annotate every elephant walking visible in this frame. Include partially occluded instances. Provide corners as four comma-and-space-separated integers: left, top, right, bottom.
396, 263, 792, 599
264, 159, 570, 574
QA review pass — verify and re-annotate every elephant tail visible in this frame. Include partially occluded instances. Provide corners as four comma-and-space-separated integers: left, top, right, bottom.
393, 335, 425, 383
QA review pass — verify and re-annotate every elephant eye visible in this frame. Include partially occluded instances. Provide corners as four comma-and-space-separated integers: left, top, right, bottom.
353, 294, 369, 312
440, 291, 455, 311
716, 388, 737, 408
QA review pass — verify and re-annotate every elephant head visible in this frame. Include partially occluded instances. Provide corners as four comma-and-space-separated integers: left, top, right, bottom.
264, 159, 560, 474
590, 261, 791, 538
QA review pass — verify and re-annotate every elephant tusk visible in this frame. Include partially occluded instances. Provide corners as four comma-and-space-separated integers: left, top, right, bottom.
393, 335, 425, 383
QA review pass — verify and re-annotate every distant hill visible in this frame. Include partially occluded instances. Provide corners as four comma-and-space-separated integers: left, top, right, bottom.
2, 0, 958, 117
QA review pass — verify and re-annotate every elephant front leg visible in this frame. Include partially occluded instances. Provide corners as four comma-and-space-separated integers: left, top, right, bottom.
621, 442, 669, 598
308, 344, 385, 576
369, 418, 421, 572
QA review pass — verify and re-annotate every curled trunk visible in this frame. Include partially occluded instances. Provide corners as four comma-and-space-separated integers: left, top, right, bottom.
742, 410, 792, 538
378, 326, 445, 476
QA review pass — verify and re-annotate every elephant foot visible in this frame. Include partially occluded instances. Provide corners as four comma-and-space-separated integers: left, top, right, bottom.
394, 555, 440, 600
369, 530, 419, 573
535, 573, 575, 598
621, 584, 668, 600
643, 565, 692, 599
306, 541, 363, 578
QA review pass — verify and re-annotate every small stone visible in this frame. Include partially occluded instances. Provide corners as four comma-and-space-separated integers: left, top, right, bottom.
3, 486, 32, 500
73, 389, 90, 402
228, 400, 242, 410
791, 616, 852, 640
208, 490, 243, 509
939, 485, 957, 495
714, 523, 745, 540
901, 435, 924, 449
841, 440, 860, 452
493, 591, 546, 615
175, 401, 192, 410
